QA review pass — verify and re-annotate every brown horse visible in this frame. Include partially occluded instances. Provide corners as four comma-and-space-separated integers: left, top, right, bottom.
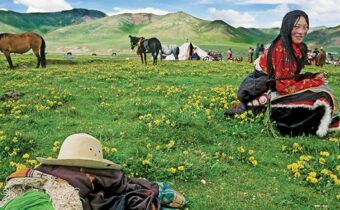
0, 32, 46, 69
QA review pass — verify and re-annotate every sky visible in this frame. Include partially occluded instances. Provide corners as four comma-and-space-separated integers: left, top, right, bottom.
0, 0, 339, 28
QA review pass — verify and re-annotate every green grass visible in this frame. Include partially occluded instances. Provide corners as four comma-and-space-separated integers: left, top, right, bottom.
0, 55, 339, 209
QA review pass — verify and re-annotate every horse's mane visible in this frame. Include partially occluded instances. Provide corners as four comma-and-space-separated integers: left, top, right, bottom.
0, 33, 10, 40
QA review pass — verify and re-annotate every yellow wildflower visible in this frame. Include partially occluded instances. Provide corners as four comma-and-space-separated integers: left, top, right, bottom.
111, 147, 117, 153
142, 160, 150, 166
321, 169, 331, 176
22, 153, 30, 159
294, 172, 301, 178
53, 141, 60, 147
0, 182, 3, 189
178, 166, 185, 171
154, 119, 161, 126
155, 145, 160, 151
320, 151, 330, 157
166, 140, 175, 149
251, 160, 258, 167
248, 150, 254, 155
287, 163, 300, 173
319, 157, 326, 165
308, 171, 317, 178
168, 167, 177, 174
299, 155, 313, 161
292, 143, 303, 152
237, 146, 245, 153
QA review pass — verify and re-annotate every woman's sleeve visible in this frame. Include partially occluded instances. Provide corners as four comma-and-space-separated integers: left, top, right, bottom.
273, 47, 325, 95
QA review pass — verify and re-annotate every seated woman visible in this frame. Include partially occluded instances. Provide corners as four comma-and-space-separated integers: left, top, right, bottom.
225, 10, 339, 137
0, 133, 187, 210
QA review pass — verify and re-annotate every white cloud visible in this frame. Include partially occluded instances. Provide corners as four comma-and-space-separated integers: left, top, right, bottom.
208, 8, 256, 27
109, 7, 169, 16
251, 4, 290, 28
13, 0, 72, 13
235, 0, 298, 4
0, 8, 8, 11
233, 1, 340, 27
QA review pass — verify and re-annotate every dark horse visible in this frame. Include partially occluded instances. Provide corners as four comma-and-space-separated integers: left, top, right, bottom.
129, 35, 162, 65
0, 32, 46, 69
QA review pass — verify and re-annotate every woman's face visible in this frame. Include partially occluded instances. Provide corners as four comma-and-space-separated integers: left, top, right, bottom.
291, 16, 309, 44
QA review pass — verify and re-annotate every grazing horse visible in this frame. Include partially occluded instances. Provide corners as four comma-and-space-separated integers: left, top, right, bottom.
129, 35, 162, 65
162, 44, 180, 60
0, 32, 46, 69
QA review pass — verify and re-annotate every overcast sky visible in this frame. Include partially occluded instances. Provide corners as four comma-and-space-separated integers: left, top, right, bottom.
0, 0, 339, 28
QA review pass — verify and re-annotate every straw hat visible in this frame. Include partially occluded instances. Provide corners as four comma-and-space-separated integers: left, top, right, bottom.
37, 133, 122, 170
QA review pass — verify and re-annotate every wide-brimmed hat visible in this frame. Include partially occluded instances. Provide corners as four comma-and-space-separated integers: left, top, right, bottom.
37, 133, 122, 170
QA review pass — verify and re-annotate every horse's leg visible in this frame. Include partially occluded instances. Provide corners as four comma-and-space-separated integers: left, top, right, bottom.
140, 54, 143, 64
4, 52, 14, 69
33, 49, 41, 68
144, 52, 147, 65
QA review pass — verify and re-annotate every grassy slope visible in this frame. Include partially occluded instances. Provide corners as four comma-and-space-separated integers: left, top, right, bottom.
0, 55, 339, 209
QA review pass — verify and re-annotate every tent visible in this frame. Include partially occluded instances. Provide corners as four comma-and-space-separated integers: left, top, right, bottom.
164, 42, 208, 60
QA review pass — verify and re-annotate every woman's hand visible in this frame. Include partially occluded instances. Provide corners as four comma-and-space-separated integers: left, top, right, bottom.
315, 73, 326, 83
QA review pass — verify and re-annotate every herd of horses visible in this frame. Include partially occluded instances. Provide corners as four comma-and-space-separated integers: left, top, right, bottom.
0, 32, 179, 68
0, 32, 229, 68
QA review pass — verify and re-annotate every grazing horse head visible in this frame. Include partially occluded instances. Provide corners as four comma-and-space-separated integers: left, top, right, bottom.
129, 35, 143, 50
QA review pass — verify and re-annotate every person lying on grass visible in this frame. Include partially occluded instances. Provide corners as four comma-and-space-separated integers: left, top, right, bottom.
0, 133, 187, 210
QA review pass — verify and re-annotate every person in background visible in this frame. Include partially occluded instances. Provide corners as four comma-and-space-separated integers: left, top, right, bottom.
227, 48, 233, 60
258, 44, 265, 56
191, 47, 200, 60
316, 47, 326, 67
248, 47, 254, 63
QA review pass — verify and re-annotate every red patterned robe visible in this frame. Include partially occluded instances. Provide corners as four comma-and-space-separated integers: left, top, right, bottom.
258, 39, 324, 95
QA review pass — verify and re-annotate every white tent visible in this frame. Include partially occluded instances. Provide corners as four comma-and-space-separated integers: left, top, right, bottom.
164, 42, 208, 60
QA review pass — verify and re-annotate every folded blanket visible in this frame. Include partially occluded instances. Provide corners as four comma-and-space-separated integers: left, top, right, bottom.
0, 168, 82, 210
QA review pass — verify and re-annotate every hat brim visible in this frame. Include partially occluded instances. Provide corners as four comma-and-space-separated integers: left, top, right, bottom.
36, 157, 122, 170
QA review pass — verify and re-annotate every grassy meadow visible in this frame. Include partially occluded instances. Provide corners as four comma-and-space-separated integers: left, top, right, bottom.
0, 54, 339, 209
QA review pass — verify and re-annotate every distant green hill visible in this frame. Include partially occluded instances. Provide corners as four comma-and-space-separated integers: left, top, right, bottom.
44, 12, 276, 54
0, 8, 106, 34
304, 25, 340, 53
0, 9, 338, 55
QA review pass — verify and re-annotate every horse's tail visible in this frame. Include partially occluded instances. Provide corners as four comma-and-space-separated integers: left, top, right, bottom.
40, 36, 46, 68
159, 42, 163, 61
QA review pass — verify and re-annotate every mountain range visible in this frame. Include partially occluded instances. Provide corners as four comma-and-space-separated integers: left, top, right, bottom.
0, 9, 338, 55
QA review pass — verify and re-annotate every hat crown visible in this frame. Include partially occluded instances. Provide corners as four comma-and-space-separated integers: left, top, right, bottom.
58, 133, 103, 161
